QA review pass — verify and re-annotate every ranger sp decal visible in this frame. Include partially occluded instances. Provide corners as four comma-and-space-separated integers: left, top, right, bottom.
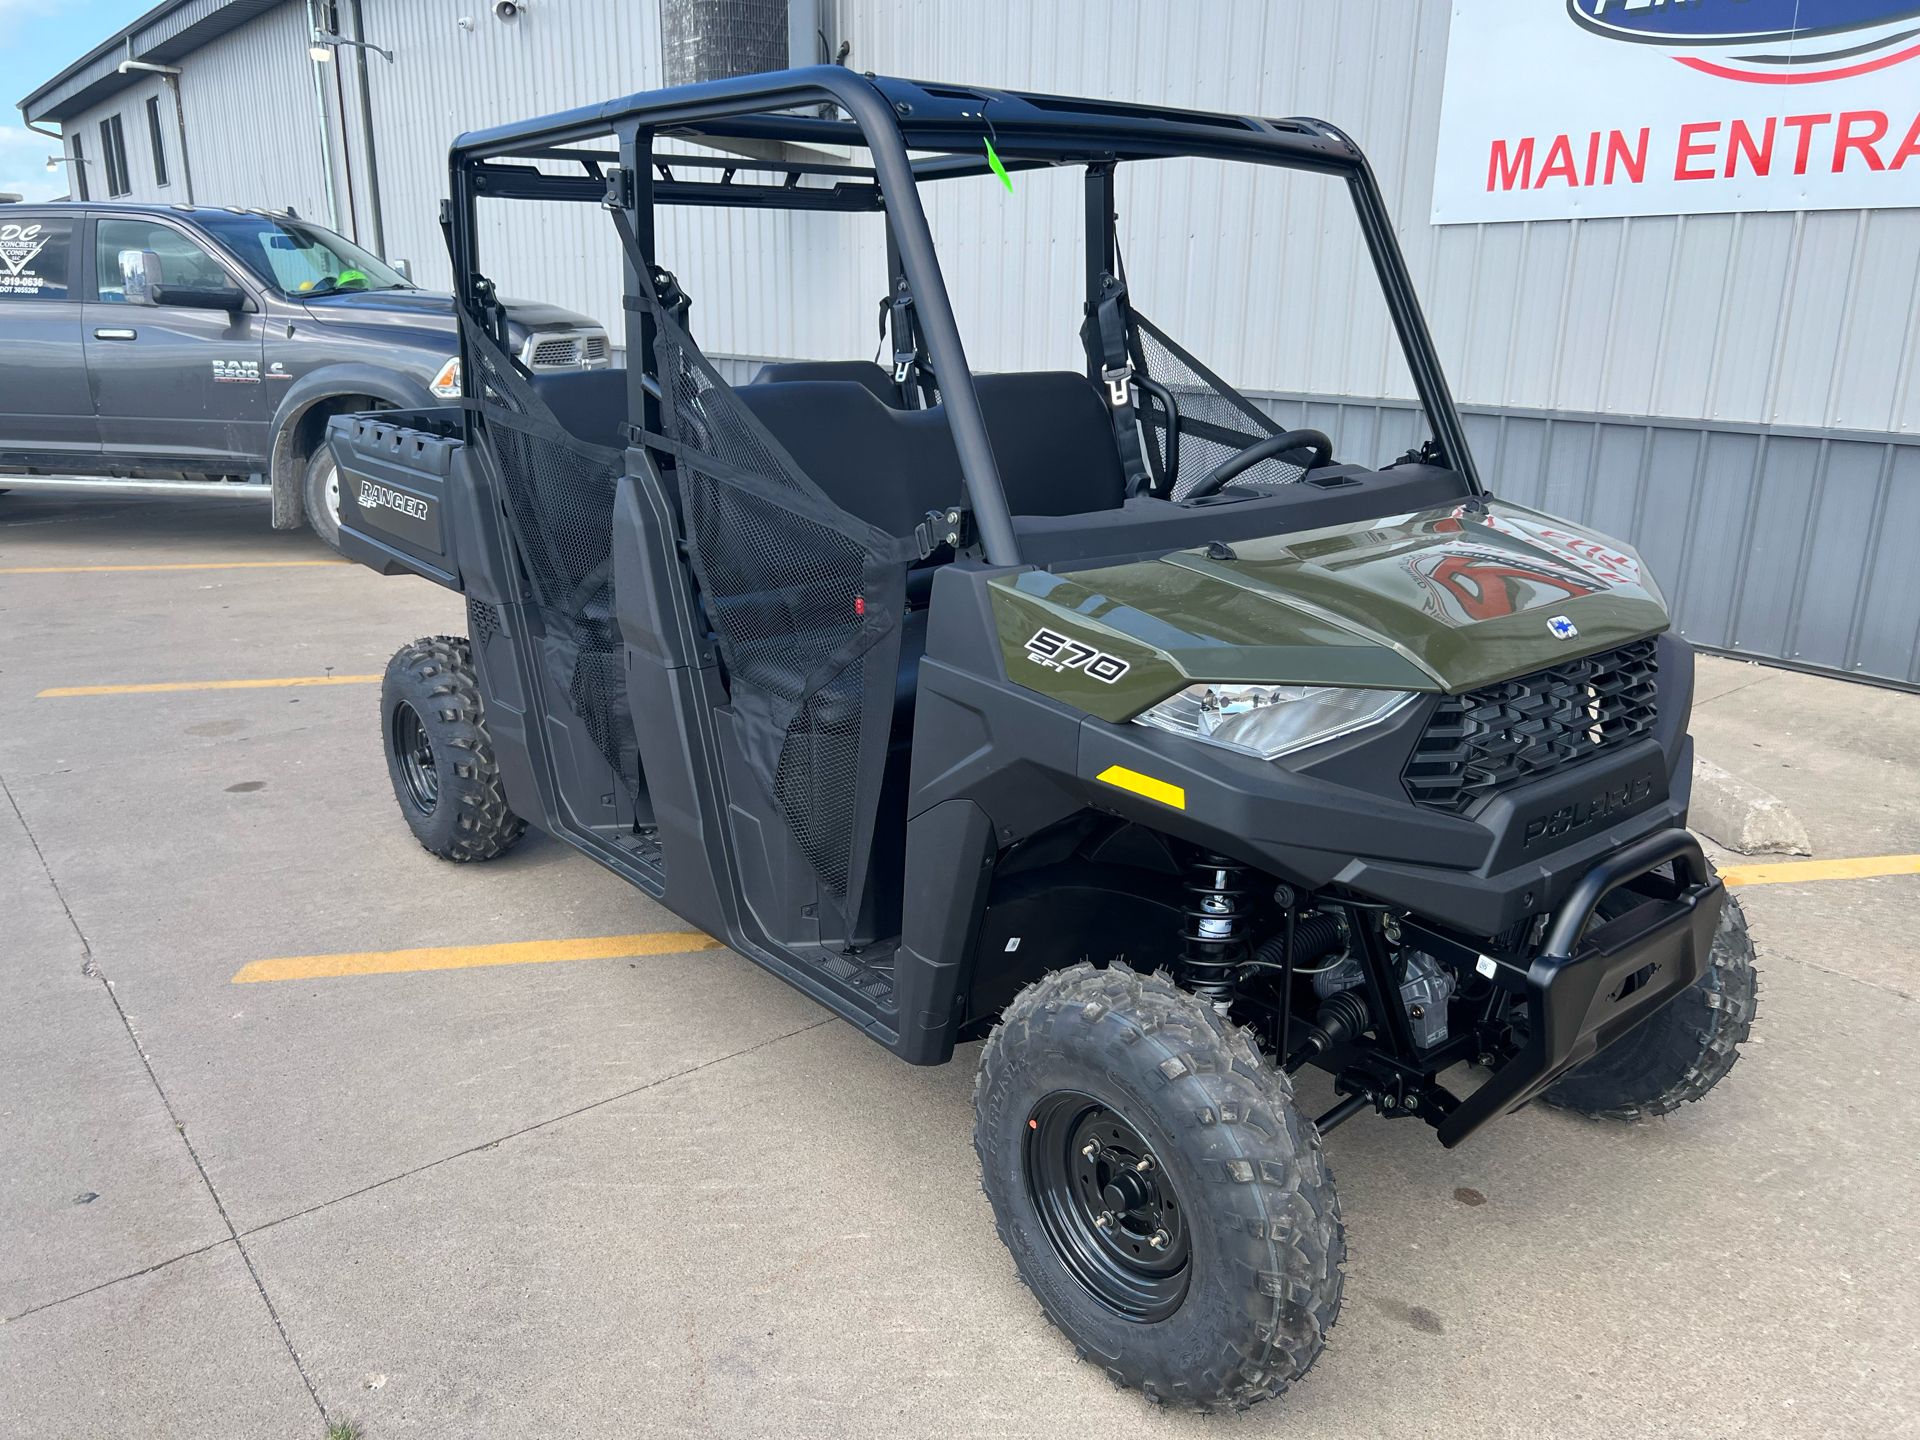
357, 480, 431, 522
1025, 627, 1130, 683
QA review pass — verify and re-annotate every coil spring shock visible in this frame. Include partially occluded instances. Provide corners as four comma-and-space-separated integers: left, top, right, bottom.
1182, 853, 1253, 1006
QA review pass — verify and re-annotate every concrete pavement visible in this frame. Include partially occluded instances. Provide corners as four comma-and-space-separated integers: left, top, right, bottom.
2, 493, 1916, 1438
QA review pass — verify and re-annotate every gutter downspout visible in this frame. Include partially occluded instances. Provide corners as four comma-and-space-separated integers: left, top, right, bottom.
305, 0, 344, 231
116, 57, 195, 204
348, 0, 386, 256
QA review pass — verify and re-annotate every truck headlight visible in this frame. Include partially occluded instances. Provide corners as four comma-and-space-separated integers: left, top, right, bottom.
429, 356, 462, 399
1133, 683, 1412, 761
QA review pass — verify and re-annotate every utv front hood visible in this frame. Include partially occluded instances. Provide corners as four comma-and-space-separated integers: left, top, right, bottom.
989, 500, 1670, 723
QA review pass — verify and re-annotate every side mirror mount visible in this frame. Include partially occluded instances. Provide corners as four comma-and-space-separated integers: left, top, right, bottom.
393, 258, 413, 281
119, 248, 159, 307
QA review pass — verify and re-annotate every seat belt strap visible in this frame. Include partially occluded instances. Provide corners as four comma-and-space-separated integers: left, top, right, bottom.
1093, 272, 1152, 497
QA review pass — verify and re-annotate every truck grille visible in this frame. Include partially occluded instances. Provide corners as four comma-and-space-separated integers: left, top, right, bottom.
1402, 638, 1659, 815
522, 329, 612, 371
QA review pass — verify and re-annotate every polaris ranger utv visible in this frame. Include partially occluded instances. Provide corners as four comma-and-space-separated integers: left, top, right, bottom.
330, 69, 1755, 1412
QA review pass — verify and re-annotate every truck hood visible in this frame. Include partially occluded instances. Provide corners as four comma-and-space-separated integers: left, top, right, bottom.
988, 500, 1671, 723
298, 290, 599, 338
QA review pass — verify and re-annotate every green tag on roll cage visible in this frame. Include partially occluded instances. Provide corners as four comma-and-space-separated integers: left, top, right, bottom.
984, 137, 1013, 191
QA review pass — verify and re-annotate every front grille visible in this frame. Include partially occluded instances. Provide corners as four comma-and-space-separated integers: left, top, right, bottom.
521, 329, 612, 372
1402, 638, 1659, 815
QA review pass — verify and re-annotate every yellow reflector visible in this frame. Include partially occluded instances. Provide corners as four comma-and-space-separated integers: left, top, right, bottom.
1096, 764, 1186, 810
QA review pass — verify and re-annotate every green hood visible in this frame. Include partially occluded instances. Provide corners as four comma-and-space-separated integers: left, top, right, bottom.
989, 499, 1670, 723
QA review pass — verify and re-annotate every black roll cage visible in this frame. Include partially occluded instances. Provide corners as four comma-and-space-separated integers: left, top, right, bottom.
443, 65, 1481, 567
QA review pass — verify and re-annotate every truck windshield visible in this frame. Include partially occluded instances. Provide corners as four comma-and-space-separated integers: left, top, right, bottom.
196, 213, 412, 297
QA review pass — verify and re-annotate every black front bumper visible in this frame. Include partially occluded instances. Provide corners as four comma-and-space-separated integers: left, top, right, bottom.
1411, 827, 1724, 1147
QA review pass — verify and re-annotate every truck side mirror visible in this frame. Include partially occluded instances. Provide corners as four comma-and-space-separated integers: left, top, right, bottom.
119, 248, 160, 307
394, 258, 413, 281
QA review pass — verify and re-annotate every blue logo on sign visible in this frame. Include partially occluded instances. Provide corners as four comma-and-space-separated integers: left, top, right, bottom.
1547, 615, 1579, 641
1567, 0, 1920, 80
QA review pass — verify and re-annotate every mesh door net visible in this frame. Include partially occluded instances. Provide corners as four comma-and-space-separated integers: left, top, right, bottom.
638, 275, 916, 923
1131, 313, 1309, 498
459, 313, 641, 801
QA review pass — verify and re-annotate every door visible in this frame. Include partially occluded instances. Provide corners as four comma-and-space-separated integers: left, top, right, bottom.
0, 212, 99, 464
82, 215, 268, 470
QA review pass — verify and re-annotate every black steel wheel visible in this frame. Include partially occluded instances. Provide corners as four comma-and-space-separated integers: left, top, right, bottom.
390, 699, 439, 814
1026, 1092, 1192, 1323
975, 963, 1344, 1412
380, 636, 526, 863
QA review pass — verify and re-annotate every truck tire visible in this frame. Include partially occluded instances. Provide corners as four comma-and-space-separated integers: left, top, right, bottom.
974, 963, 1344, 1412
304, 444, 343, 550
381, 636, 525, 863
1545, 890, 1757, 1121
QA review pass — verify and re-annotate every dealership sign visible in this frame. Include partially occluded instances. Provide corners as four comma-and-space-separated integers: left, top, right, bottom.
1432, 1, 1920, 223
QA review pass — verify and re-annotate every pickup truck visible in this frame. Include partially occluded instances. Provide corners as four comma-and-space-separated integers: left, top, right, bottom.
0, 201, 610, 545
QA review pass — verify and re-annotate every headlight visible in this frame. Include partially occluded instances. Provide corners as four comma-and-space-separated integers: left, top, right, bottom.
428, 356, 462, 398
1134, 683, 1411, 761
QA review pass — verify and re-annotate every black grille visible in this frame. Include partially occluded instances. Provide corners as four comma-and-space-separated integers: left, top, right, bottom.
1403, 639, 1660, 815
467, 598, 499, 649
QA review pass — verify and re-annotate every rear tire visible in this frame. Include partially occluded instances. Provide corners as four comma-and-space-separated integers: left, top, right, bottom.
381, 636, 525, 863
1544, 889, 1756, 1121
303, 445, 343, 550
974, 963, 1344, 1412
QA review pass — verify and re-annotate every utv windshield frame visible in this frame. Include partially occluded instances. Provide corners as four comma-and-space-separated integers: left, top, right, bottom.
443, 65, 1481, 566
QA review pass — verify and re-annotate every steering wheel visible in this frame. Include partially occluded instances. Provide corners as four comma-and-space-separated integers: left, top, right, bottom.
1181, 428, 1334, 501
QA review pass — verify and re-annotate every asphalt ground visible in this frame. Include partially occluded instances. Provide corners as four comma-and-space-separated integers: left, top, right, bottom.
2, 492, 1916, 1439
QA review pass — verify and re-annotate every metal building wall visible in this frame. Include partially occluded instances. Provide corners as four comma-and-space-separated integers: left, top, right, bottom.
57, 1, 335, 222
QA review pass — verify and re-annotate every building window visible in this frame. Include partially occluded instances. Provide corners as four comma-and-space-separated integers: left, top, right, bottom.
71, 135, 89, 200
145, 95, 169, 188
100, 114, 131, 197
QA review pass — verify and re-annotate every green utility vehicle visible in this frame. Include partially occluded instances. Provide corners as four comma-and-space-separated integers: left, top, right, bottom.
329, 69, 1756, 1411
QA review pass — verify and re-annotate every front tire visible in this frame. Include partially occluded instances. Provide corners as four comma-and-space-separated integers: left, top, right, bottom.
303, 444, 343, 550
381, 637, 525, 863
974, 963, 1344, 1412
1545, 890, 1757, 1121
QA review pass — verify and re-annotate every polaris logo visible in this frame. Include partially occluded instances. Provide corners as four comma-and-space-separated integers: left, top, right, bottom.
1547, 615, 1579, 640
1567, 0, 1920, 82
357, 479, 430, 522
1522, 773, 1655, 849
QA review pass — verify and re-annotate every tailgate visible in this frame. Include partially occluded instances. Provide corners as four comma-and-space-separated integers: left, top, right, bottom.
329, 407, 463, 587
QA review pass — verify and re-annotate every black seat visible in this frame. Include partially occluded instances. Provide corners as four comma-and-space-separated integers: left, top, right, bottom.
972, 372, 1124, 517
752, 359, 901, 405
529, 368, 629, 449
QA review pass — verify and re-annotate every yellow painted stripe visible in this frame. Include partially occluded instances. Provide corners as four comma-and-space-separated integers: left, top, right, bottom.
0, 560, 348, 575
1096, 763, 1186, 810
1721, 853, 1920, 888
39, 674, 381, 697
233, 930, 726, 984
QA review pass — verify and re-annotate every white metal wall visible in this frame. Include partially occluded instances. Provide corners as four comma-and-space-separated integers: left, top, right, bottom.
59, 1, 336, 223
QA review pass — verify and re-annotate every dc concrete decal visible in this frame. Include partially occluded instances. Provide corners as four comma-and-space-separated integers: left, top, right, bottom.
1433, 0, 1920, 223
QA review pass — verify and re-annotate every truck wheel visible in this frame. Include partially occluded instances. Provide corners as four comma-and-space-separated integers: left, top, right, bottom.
1545, 890, 1757, 1121
381, 637, 525, 863
974, 963, 1344, 1412
304, 445, 343, 550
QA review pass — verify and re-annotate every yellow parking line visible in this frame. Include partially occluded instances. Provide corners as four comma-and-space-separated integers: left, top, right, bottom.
1721, 853, 1920, 888
233, 931, 727, 984
0, 560, 349, 575
39, 674, 380, 697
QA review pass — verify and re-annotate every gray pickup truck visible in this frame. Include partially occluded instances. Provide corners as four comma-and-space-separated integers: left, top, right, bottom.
0, 201, 609, 545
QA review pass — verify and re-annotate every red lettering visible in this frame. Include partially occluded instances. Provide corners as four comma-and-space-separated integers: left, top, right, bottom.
1725, 117, 1774, 178
1783, 113, 1831, 176
1583, 131, 1601, 186
1835, 110, 1888, 172
1488, 137, 1534, 191
1894, 112, 1920, 169
1605, 128, 1648, 184
1537, 134, 1579, 186
1675, 122, 1721, 181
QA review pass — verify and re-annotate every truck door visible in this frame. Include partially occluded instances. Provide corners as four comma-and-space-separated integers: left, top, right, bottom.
82, 215, 268, 471
0, 212, 100, 464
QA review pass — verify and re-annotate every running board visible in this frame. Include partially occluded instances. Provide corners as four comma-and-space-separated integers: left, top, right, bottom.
0, 476, 271, 500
